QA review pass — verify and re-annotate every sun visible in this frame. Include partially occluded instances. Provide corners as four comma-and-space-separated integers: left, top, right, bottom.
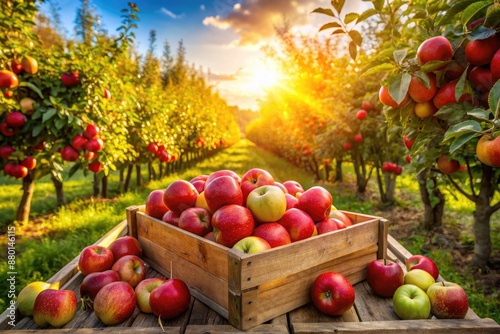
248, 59, 282, 91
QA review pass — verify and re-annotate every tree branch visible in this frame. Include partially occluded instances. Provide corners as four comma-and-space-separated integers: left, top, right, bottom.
446, 174, 477, 203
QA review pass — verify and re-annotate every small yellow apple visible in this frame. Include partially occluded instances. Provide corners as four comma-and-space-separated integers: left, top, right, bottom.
404, 269, 435, 292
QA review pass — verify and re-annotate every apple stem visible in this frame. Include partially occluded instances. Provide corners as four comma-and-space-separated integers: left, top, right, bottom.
170, 261, 173, 280
158, 315, 165, 332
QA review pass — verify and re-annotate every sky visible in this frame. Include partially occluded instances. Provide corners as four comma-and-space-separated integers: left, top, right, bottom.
38, 0, 369, 110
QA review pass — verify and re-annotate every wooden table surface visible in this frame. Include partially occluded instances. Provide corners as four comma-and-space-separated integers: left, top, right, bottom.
1, 221, 498, 333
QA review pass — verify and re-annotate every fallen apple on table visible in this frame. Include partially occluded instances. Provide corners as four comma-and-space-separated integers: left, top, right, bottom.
426, 281, 469, 319
93, 281, 137, 326
135, 277, 167, 313
150, 278, 191, 322
310, 272, 355, 316
17, 281, 59, 317
112, 254, 146, 288
78, 245, 114, 276
33, 289, 78, 328
392, 284, 431, 320
366, 259, 404, 297
405, 254, 439, 280
108, 236, 143, 261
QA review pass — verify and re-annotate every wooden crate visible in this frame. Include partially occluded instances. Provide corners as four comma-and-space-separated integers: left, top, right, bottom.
127, 206, 388, 330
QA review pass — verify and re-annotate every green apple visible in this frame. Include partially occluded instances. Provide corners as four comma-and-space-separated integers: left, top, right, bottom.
392, 284, 431, 320
246, 185, 287, 223
232, 236, 271, 254
18, 281, 59, 316
404, 268, 435, 292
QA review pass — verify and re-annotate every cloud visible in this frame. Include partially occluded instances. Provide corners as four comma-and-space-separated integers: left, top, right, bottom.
203, 0, 317, 45
200, 4, 205, 11
160, 7, 185, 19
208, 68, 243, 81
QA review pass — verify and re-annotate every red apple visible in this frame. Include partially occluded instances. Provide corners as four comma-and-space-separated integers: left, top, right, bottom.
205, 169, 241, 186
310, 272, 355, 316
366, 259, 404, 297
240, 168, 275, 202
212, 204, 255, 247
0, 122, 15, 137
277, 208, 316, 242
85, 138, 104, 152
232, 236, 271, 254
190, 179, 206, 193
356, 109, 367, 120
405, 254, 440, 280
78, 245, 114, 276
468, 66, 494, 92
146, 189, 169, 219
88, 160, 102, 173
204, 175, 243, 213
108, 236, 143, 261
20, 156, 37, 170
417, 36, 453, 67
274, 181, 288, 194
71, 134, 88, 151
112, 255, 146, 288
403, 134, 414, 150
0, 69, 19, 88
252, 222, 291, 248
150, 279, 191, 320
33, 289, 77, 328
426, 282, 469, 319
354, 133, 363, 143
61, 145, 79, 162
11, 58, 23, 74
162, 210, 180, 227
80, 269, 120, 302
437, 154, 460, 174
0, 145, 15, 159
379, 85, 409, 108
93, 281, 136, 325
433, 81, 472, 109
491, 48, 500, 81
246, 185, 287, 223
362, 100, 375, 111
135, 277, 167, 313
315, 218, 339, 235
61, 71, 80, 87
6, 111, 26, 128
147, 142, 158, 154
408, 72, 437, 102
83, 123, 100, 139
343, 142, 352, 150
103, 88, 111, 99
178, 207, 213, 236
163, 180, 199, 215
296, 186, 332, 222
10, 164, 28, 179
285, 193, 298, 210
465, 34, 500, 66
328, 210, 353, 227
476, 134, 500, 167
282, 180, 304, 196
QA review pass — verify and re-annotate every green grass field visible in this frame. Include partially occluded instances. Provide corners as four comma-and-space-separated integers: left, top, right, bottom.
0, 139, 498, 323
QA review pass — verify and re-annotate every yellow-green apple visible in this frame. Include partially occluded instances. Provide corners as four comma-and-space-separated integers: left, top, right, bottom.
195, 191, 211, 211
252, 222, 291, 248
33, 289, 77, 328
111, 255, 146, 288
310, 272, 355, 316
163, 180, 198, 215
135, 277, 167, 313
145, 189, 169, 219
232, 236, 271, 254
414, 101, 438, 118
246, 185, 287, 223
476, 134, 500, 167
296, 186, 332, 222
277, 208, 315, 242
282, 180, 304, 196
437, 154, 460, 174
20, 97, 36, 114
405, 255, 439, 280
93, 281, 136, 325
329, 210, 353, 227
366, 259, 404, 297
78, 245, 114, 276
150, 279, 191, 320
204, 175, 243, 213
274, 181, 288, 193
80, 270, 120, 302
212, 204, 255, 247
18, 281, 58, 316
178, 207, 212, 236
162, 210, 180, 227
61, 71, 80, 87
408, 72, 437, 103
404, 269, 435, 292
392, 284, 431, 320
108, 236, 143, 261
315, 218, 340, 235
285, 193, 298, 210
417, 36, 453, 67
21, 55, 38, 74
205, 169, 241, 186
240, 168, 275, 202
426, 282, 469, 319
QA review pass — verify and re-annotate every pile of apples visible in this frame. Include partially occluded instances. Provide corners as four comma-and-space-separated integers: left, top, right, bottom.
16, 236, 191, 328
145, 168, 354, 254
366, 255, 469, 320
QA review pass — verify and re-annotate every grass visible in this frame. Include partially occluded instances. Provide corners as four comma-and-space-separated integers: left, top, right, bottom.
0, 139, 498, 324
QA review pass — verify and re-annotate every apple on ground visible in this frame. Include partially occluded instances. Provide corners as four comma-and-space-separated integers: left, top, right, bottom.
252, 222, 291, 248
366, 259, 404, 297
240, 168, 275, 202
404, 269, 435, 292
135, 277, 167, 313
178, 207, 212, 236
18, 281, 59, 316
150, 279, 191, 321
163, 180, 199, 215
232, 236, 271, 254
426, 281, 469, 319
203, 175, 243, 213
145, 189, 169, 219
112, 255, 146, 288
328, 210, 353, 227
392, 284, 431, 320
108, 236, 143, 261
80, 269, 120, 303
93, 281, 136, 325
211, 204, 255, 247
246, 185, 287, 223
33, 289, 78, 328
78, 245, 114, 276
277, 208, 316, 242
405, 254, 439, 280
310, 272, 355, 316
282, 180, 304, 196
162, 210, 181, 227
296, 186, 332, 222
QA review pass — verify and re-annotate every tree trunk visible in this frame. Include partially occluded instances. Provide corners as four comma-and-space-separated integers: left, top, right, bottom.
51, 175, 66, 207
92, 173, 100, 197
119, 169, 125, 193
385, 173, 396, 203
136, 164, 142, 188
15, 173, 35, 222
417, 169, 444, 230
124, 164, 133, 192
334, 159, 343, 182
101, 175, 108, 198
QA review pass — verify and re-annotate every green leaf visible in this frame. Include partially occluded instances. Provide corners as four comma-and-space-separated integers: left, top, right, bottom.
312, 7, 335, 17
32, 124, 43, 137
438, 0, 477, 26
373, 0, 385, 11
484, 3, 500, 28
42, 108, 57, 123
348, 41, 358, 60
449, 132, 480, 154
348, 29, 362, 46
18, 82, 44, 99
344, 12, 359, 24
412, 72, 431, 89
361, 63, 397, 76
319, 22, 342, 32
435, 103, 471, 123
393, 49, 408, 65
55, 118, 66, 130
68, 163, 81, 179
358, 8, 377, 22
331, 29, 346, 35
467, 108, 491, 120
488, 80, 500, 118
455, 68, 468, 102
461, 1, 491, 26
332, 0, 346, 13
388, 73, 411, 105
468, 25, 497, 40
420, 60, 450, 72
443, 120, 482, 142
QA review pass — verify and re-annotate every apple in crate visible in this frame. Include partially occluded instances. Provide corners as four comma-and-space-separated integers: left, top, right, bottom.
233, 236, 271, 254
366, 259, 404, 297
135, 277, 167, 313
329, 210, 353, 227
33, 289, 77, 328
315, 218, 340, 235
426, 282, 469, 319
80, 269, 120, 302
296, 186, 332, 222
94, 281, 136, 325
78, 245, 114, 276
252, 222, 291, 248
162, 210, 180, 227
108, 236, 143, 261
145, 189, 169, 219
285, 193, 298, 210
112, 255, 146, 288
212, 204, 255, 247
150, 279, 191, 320
204, 175, 243, 212
404, 269, 435, 292
282, 180, 304, 196
310, 272, 355, 316
246, 185, 287, 223
163, 180, 198, 215
205, 169, 241, 186
240, 168, 275, 202
406, 254, 439, 280
392, 284, 431, 320
277, 208, 315, 242
18, 281, 58, 316
178, 207, 212, 236
274, 181, 288, 193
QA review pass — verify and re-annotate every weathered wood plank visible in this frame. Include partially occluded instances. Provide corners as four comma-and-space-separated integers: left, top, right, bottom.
185, 324, 289, 333
5, 328, 180, 333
